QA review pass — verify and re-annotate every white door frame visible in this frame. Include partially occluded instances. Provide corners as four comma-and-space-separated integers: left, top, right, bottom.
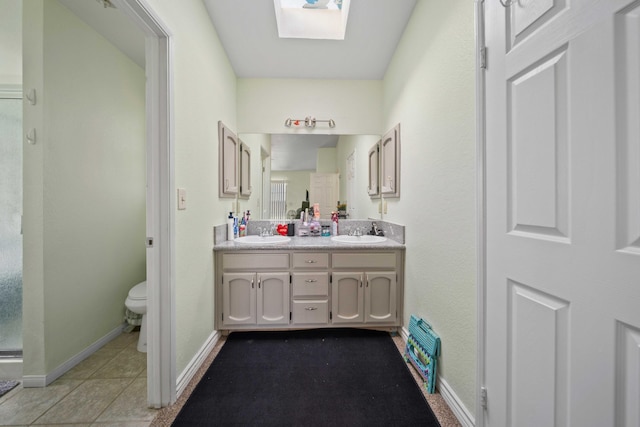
475, 0, 486, 426
113, 0, 175, 408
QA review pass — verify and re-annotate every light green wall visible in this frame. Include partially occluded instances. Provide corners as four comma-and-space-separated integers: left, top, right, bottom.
316, 147, 336, 173
382, 0, 477, 416
237, 78, 383, 135
0, 0, 22, 85
145, 0, 237, 374
22, 0, 146, 375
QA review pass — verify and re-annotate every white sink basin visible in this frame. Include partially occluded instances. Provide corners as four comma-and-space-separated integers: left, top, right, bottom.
234, 235, 291, 244
331, 235, 387, 244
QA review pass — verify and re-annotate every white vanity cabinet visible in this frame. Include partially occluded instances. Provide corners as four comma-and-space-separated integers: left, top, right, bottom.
215, 248, 403, 332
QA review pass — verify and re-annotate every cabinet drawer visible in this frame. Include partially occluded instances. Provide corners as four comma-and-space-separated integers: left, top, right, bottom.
292, 252, 329, 269
223, 253, 289, 270
292, 273, 329, 297
292, 300, 329, 324
331, 252, 396, 269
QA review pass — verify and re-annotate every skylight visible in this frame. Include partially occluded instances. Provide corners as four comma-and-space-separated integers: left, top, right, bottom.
273, 0, 351, 40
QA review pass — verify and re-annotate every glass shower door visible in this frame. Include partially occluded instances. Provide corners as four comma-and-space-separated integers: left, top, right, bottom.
0, 96, 23, 356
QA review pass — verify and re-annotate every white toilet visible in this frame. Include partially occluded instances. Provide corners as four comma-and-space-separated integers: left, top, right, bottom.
125, 281, 147, 353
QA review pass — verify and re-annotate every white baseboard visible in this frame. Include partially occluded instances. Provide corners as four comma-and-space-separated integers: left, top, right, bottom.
399, 326, 475, 427
176, 330, 221, 399
0, 358, 23, 380
22, 323, 126, 388
438, 376, 475, 427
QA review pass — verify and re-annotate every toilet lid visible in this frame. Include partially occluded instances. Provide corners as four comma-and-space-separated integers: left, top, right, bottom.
128, 281, 147, 300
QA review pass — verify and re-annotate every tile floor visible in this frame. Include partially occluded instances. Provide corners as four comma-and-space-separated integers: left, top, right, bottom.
0, 331, 157, 426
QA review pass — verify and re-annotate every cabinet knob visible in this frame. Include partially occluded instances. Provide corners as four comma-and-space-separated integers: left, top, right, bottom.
305, 260, 317, 264
304, 307, 318, 311
305, 279, 317, 283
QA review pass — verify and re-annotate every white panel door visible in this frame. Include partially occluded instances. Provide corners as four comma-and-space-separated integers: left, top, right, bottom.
309, 173, 339, 219
485, 1, 640, 426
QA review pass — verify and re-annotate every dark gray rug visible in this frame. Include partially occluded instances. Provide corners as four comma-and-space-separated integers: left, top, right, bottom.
0, 380, 19, 398
172, 328, 440, 427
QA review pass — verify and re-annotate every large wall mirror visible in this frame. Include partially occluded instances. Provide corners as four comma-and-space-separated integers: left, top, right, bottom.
238, 133, 382, 221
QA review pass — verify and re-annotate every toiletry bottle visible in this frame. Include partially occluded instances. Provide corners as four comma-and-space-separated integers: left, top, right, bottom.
233, 215, 238, 238
331, 212, 339, 236
227, 212, 234, 241
239, 211, 246, 237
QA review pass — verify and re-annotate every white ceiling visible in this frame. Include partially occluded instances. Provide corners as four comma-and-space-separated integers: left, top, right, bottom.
60, 0, 416, 80
203, 0, 416, 79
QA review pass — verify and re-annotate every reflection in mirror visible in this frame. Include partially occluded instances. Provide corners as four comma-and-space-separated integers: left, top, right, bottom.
238, 134, 382, 221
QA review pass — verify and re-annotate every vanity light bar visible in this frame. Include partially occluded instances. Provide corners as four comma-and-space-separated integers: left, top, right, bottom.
284, 117, 336, 128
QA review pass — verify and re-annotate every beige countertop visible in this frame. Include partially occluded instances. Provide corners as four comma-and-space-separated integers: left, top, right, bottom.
213, 235, 405, 251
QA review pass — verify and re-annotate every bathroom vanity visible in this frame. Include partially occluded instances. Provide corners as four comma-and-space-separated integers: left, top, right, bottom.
213, 234, 405, 333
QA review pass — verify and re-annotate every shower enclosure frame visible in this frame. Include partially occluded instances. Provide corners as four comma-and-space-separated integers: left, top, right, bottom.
0, 85, 24, 373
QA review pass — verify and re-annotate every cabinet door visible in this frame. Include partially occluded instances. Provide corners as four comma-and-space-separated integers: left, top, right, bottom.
218, 121, 239, 197
331, 272, 364, 323
367, 142, 379, 197
257, 272, 290, 325
222, 273, 255, 325
364, 272, 396, 323
239, 141, 251, 198
380, 124, 400, 197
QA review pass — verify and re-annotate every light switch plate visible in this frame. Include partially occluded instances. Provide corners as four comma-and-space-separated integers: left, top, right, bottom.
177, 188, 186, 210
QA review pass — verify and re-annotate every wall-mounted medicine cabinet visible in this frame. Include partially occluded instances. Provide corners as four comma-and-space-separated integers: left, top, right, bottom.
218, 121, 251, 199
368, 123, 400, 199
367, 143, 379, 197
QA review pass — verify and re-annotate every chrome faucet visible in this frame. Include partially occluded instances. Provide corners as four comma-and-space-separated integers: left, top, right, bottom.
348, 227, 364, 236
371, 222, 383, 236
256, 226, 274, 237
